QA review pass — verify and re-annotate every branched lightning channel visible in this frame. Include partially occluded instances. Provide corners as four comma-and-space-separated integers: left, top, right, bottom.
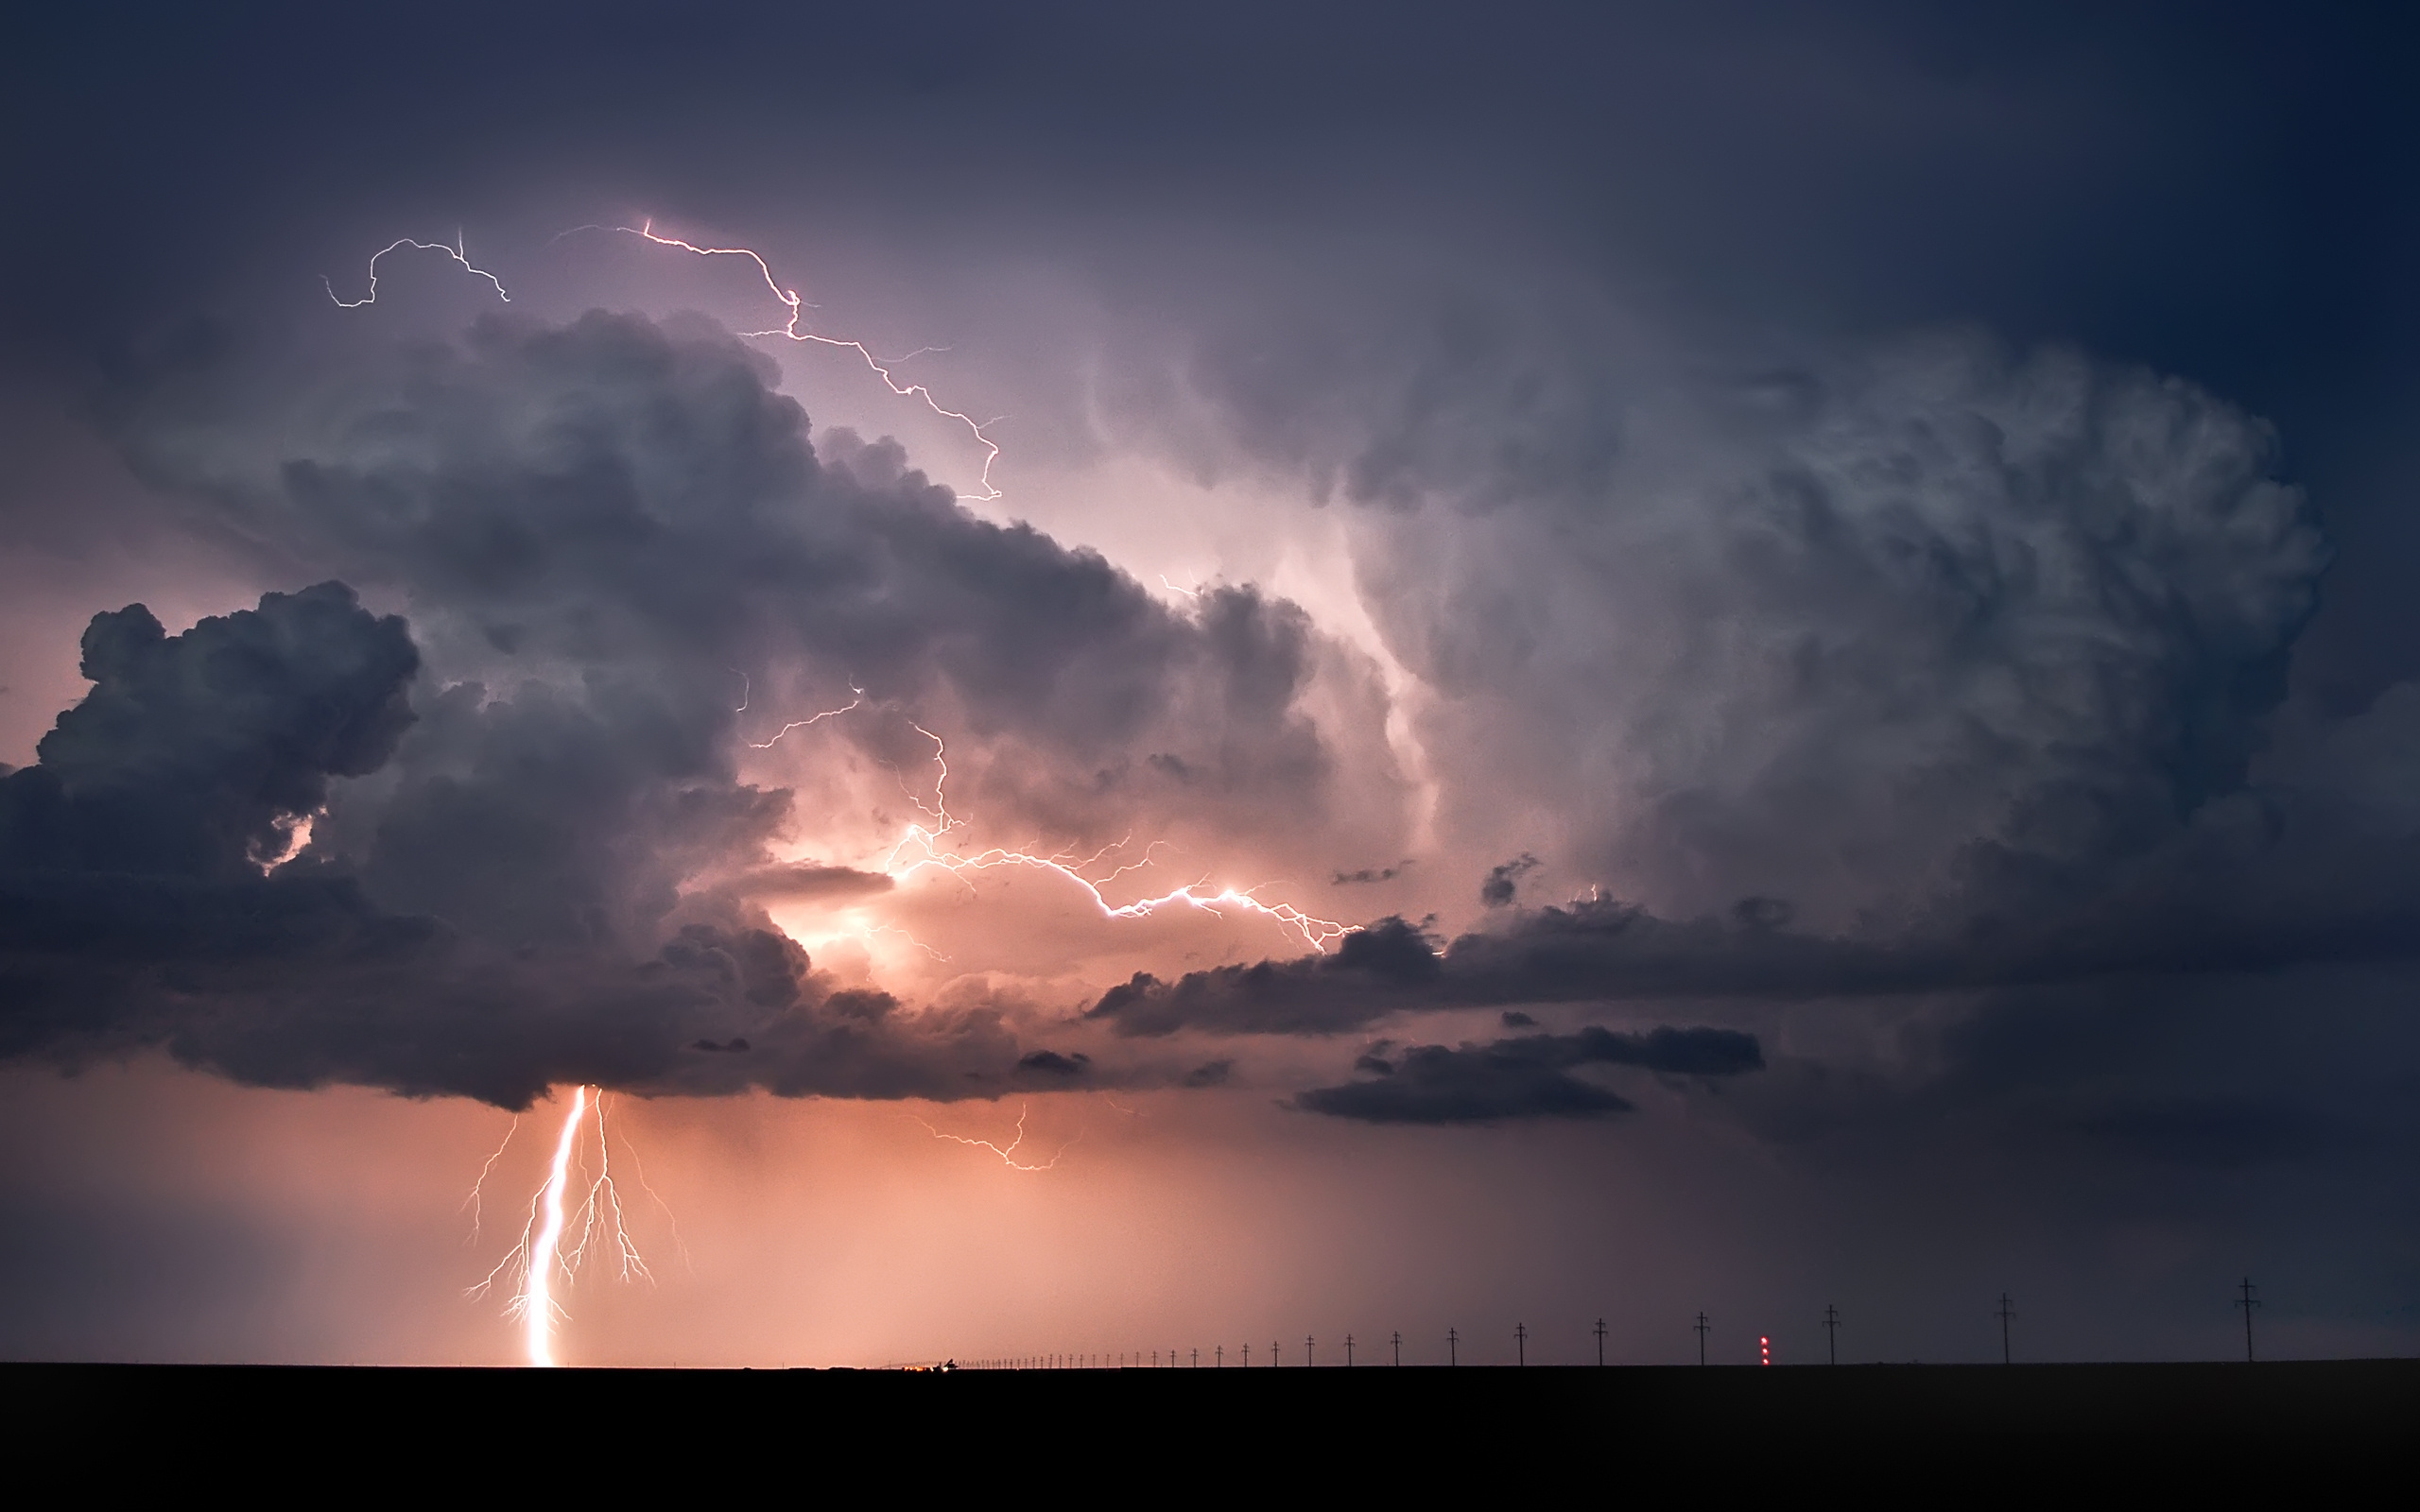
746, 687, 866, 749
325, 232, 510, 308
466, 1085, 666, 1367
753, 693, 1356, 954
604, 220, 1004, 503
460, 1114, 519, 1244
912, 1101, 1082, 1172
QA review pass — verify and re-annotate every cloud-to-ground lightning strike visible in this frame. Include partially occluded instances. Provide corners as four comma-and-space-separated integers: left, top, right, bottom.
468, 1086, 660, 1367
324, 233, 510, 308
912, 1101, 1081, 1171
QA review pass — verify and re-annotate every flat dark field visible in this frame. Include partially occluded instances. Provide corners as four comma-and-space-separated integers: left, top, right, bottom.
15, 1358, 2414, 1446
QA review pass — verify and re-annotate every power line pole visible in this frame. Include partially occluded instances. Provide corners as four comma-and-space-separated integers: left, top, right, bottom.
1216, 1345, 1223, 1367
1345, 1332, 1355, 1366
2237, 1279, 2261, 1363
1515, 1323, 1528, 1366
1447, 1328, 1459, 1366
1305, 1334, 1315, 1367
1594, 1317, 1608, 1366
1191, 1349, 1199, 1367
1694, 1312, 1709, 1366
1271, 1339, 1279, 1366
1995, 1294, 2015, 1366
1241, 1342, 1250, 1367
1823, 1304, 1841, 1366
1392, 1330, 1402, 1366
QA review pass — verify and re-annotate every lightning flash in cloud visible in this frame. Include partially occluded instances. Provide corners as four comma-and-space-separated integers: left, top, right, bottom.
748, 693, 1355, 953
576, 220, 1005, 503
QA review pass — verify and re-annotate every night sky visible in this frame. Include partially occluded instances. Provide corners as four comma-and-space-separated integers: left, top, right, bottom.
4, 2, 2417, 1366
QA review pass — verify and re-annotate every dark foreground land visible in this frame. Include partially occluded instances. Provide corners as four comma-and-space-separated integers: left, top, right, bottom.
14, 1359, 2411, 1489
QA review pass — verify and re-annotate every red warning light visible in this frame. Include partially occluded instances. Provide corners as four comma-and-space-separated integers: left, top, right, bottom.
1759, 1334, 1771, 1366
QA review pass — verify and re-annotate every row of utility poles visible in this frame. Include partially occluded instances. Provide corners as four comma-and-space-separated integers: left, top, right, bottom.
968, 1280, 2266, 1368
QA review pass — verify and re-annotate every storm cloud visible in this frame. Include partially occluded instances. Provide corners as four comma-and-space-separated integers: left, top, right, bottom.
0, 311, 1418, 1107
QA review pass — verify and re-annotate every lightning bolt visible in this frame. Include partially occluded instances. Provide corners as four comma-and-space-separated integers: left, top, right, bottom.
753, 692, 1355, 954
591, 220, 1004, 503
460, 1114, 519, 1245
745, 686, 866, 749
325, 232, 510, 308
912, 1101, 1082, 1172
467, 1085, 664, 1367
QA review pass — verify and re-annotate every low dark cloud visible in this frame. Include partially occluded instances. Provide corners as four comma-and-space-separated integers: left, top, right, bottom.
1296, 1023, 1761, 1124
1093, 792, 2420, 1035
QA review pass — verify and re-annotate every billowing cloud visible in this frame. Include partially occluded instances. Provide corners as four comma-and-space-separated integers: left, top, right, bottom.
0, 310, 1425, 1108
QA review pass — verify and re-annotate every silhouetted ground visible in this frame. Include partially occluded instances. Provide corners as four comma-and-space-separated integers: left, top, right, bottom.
16, 1359, 2410, 1490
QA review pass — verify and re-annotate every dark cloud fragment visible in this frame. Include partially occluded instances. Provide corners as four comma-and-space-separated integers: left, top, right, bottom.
1014, 1049, 1092, 1077
1087, 917, 1440, 1037
1332, 861, 1412, 885
1478, 853, 1539, 908
1295, 1024, 1760, 1124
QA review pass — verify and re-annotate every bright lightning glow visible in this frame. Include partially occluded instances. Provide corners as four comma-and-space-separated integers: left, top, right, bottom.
756, 693, 1356, 953
325, 232, 509, 308
913, 1100, 1081, 1171
601, 220, 1004, 503
468, 1086, 663, 1367
522, 1086, 584, 1368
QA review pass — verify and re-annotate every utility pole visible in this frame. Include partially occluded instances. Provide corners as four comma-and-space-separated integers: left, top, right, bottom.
1272, 1339, 1279, 1366
1515, 1323, 1528, 1366
1392, 1330, 1402, 1366
1241, 1342, 1250, 1367
1191, 1349, 1199, 1367
1216, 1345, 1223, 1367
1694, 1313, 1709, 1366
1305, 1334, 1315, 1366
2237, 1279, 2261, 1363
1823, 1304, 1841, 1366
1995, 1294, 2015, 1366
1594, 1317, 1608, 1366
1345, 1333, 1355, 1366
1448, 1328, 1460, 1366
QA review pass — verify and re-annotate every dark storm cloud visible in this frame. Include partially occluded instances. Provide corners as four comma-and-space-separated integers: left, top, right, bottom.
1295, 1024, 1761, 1124
0, 310, 1396, 1107
0, 594, 1032, 1106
